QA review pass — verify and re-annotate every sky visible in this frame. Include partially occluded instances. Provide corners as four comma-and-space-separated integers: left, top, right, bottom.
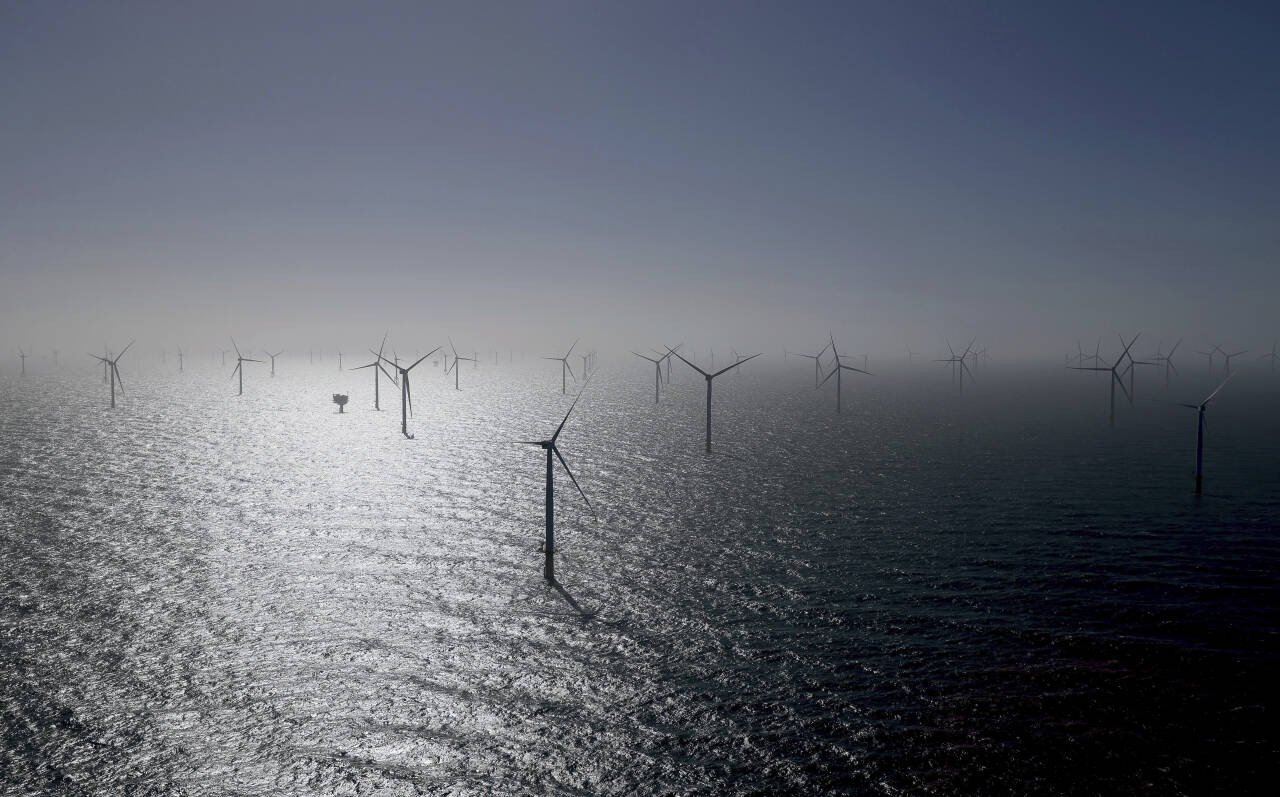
2, 1, 1278, 361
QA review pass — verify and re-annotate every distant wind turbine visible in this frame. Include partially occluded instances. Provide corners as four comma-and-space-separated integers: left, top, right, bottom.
266, 350, 283, 377
1218, 346, 1248, 376
631, 351, 663, 403
446, 338, 476, 390
820, 335, 872, 412
667, 347, 761, 452
89, 341, 134, 408
789, 342, 830, 387
1178, 372, 1234, 494
18, 348, 27, 377
936, 338, 975, 395
378, 347, 440, 439
1154, 338, 1181, 387
353, 333, 396, 410
1072, 333, 1139, 425
177, 346, 184, 373
515, 388, 594, 581
230, 340, 262, 396
544, 339, 578, 394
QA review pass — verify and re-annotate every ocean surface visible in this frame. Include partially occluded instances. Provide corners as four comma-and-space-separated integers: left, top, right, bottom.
2, 355, 1277, 795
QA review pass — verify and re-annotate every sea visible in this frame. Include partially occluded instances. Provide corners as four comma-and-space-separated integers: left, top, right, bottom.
2, 354, 1277, 795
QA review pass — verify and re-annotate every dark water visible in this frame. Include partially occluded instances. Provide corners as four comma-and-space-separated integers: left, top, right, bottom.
2, 358, 1277, 795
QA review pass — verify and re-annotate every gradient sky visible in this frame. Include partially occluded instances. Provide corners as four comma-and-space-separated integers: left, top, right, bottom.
3, 1, 1278, 359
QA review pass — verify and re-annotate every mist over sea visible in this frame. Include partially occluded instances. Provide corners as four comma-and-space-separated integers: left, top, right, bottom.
3, 358, 1277, 795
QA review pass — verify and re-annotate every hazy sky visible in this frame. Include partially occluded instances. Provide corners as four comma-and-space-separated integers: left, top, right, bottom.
3, 1, 1278, 359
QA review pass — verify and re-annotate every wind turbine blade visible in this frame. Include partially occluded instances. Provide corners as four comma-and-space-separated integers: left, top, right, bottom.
564, 338, 579, 359
565, 361, 576, 382
231, 362, 241, 380
231, 338, 242, 358
552, 390, 586, 443
666, 347, 709, 377
1176, 403, 1199, 410
1203, 371, 1234, 405
407, 347, 441, 371
817, 366, 837, 388
448, 336, 458, 358
840, 364, 873, 376
553, 446, 593, 513
244, 358, 263, 363
960, 360, 974, 380
1114, 371, 1131, 403
113, 363, 125, 394
378, 363, 397, 384
405, 378, 413, 417
376, 331, 388, 360
116, 340, 136, 361
89, 354, 108, 363
1070, 367, 1109, 371
711, 352, 761, 378
352, 362, 376, 370
1168, 338, 1181, 358
631, 351, 659, 363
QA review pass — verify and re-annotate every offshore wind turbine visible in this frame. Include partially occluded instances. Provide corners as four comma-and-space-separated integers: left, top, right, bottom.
18, 348, 27, 376
446, 338, 475, 390
789, 342, 830, 387
1154, 338, 1181, 387
1178, 372, 1234, 494
515, 388, 593, 582
544, 339, 578, 394
667, 347, 761, 452
820, 335, 872, 412
1072, 334, 1139, 425
378, 347, 440, 439
936, 338, 975, 396
352, 333, 396, 410
1219, 347, 1248, 376
265, 350, 283, 377
177, 347, 184, 373
89, 341, 134, 408
630, 351, 663, 403
230, 340, 262, 396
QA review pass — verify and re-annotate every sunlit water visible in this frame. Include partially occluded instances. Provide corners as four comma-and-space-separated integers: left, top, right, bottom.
3, 356, 1278, 795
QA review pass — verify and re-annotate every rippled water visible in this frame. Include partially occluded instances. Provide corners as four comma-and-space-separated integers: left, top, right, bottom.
3, 357, 1278, 795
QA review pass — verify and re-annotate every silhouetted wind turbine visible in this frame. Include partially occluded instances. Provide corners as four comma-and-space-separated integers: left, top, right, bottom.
18, 349, 27, 377
378, 348, 439, 439
266, 350, 283, 377
337, 351, 344, 371
936, 338, 975, 395
1178, 372, 1233, 494
1072, 334, 1138, 425
789, 342, 830, 387
544, 339, 578, 394
1154, 338, 1181, 387
89, 341, 134, 408
352, 333, 395, 410
820, 335, 872, 412
516, 387, 594, 581
631, 351, 663, 403
667, 347, 761, 452
177, 347, 184, 373
230, 340, 261, 396
1219, 347, 1247, 376
446, 338, 475, 390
